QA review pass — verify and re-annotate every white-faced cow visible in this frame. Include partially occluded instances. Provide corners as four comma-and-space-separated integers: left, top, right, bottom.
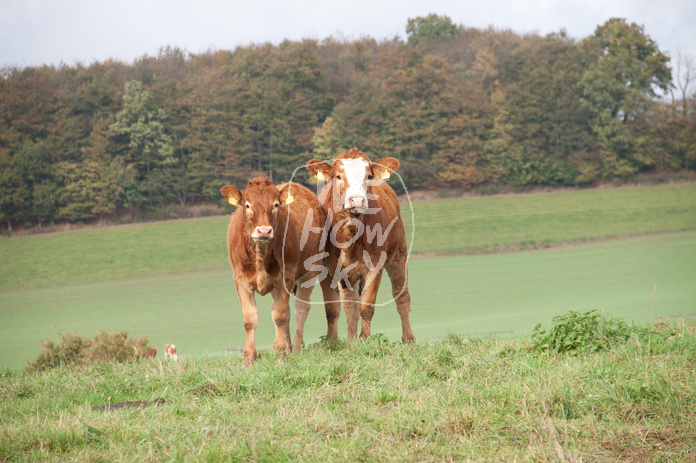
220, 178, 331, 364
307, 148, 415, 343
164, 344, 178, 361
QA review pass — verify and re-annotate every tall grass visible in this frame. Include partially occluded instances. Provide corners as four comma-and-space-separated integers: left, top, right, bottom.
2, 325, 695, 461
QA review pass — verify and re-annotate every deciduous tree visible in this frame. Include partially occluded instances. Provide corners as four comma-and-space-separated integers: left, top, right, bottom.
579, 18, 671, 177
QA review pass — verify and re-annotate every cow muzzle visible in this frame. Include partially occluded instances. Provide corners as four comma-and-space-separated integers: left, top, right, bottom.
346, 195, 367, 214
251, 226, 273, 242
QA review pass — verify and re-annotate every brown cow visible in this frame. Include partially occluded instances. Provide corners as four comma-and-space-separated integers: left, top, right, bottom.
220, 178, 330, 364
307, 148, 415, 343
164, 344, 178, 361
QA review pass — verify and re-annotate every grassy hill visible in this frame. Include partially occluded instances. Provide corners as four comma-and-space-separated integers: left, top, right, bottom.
2, 230, 694, 370
407, 182, 696, 254
1, 183, 695, 370
2, 183, 696, 461
2, 328, 695, 461
1, 182, 694, 291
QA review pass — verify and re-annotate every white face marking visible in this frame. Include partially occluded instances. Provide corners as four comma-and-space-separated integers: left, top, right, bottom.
339, 158, 370, 212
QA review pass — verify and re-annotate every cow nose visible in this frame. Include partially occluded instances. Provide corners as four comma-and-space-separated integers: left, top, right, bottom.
254, 226, 273, 239
347, 195, 366, 209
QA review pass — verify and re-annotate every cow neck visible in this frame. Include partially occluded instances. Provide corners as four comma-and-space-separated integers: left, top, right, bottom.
252, 238, 275, 268
248, 237, 278, 295
326, 184, 362, 246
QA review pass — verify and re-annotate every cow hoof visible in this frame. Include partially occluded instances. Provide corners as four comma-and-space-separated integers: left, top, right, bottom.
273, 341, 291, 354
243, 350, 257, 365
292, 341, 303, 353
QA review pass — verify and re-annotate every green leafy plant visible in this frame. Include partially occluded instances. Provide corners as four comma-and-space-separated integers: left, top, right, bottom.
532, 309, 631, 354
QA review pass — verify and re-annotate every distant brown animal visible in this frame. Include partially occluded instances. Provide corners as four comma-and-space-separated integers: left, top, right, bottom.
144, 348, 157, 359
220, 178, 330, 364
307, 148, 415, 343
164, 344, 178, 361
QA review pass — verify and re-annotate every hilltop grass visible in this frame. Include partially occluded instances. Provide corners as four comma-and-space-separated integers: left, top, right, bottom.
2, 326, 696, 462
405, 182, 696, 255
0, 216, 230, 292
1, 182, 695, 291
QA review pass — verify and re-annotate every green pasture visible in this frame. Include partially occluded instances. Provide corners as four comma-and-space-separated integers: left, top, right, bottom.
3, 331, 696, 461
2, 183, 695, 291
2, 231, 694, 370
1, 182, 695, 370
407, 182, 696, 254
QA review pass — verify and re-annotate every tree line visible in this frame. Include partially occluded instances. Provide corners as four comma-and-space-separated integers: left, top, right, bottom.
1, 15, 694, 230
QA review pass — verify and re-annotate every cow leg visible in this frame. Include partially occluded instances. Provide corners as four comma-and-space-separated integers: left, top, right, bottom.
235, 280, 259, 364
358, 269, 383, 338
386, 258, 416, 343
339, 285, 360, 340
270, 284, 292, 354
293, 284, 313, 352
320, 277, 341, 341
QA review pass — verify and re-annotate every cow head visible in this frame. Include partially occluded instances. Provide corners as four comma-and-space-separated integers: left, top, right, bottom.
220, 178, 294, 243
307, 149, 399, 216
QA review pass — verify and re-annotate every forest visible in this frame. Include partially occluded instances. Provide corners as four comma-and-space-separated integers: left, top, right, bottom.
1, 15, 694, 230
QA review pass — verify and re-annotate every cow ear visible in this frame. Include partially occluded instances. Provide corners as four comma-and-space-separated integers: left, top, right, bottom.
220, 185, 243, 206
307, 159, 332, 181
372, 158, 400, 180
278, 183, 295, 206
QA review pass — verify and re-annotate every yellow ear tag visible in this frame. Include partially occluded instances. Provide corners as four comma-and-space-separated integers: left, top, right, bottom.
228, 197, 238, 206
380, 171, 391, 180
285, 193, 294, 205
316, 171, 326, 181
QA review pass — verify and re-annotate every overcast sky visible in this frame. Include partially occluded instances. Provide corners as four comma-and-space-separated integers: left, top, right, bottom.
1, 0, 694, 70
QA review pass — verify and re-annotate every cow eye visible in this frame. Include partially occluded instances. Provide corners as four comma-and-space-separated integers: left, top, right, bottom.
367, 174, 373, 180
245, 204, 250, 209
336, 175, 342, 180
274, 202, 280, 208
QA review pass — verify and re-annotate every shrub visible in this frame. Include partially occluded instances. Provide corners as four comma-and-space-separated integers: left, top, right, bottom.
79, 331, 150, 364
531, 309, 631, 355
27, 330, 152, 372
26, 331, 87, 371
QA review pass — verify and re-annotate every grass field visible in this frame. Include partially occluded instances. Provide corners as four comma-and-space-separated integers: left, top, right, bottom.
1, 231, 694, 370
1, 182, 694, 291
1, 183, 695, 370
2, 182, 696, 461
2, 330, 696, 461
407, 182, 696, 254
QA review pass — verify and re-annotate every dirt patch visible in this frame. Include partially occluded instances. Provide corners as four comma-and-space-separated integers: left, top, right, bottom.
600, 426, 688, 462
